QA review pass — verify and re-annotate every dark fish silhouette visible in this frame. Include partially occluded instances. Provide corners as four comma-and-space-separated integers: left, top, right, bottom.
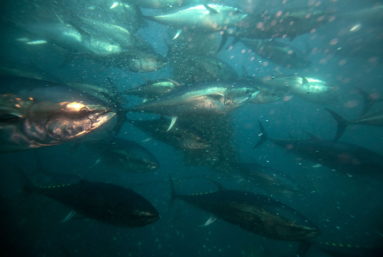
19, 168, 159, 228
169, 175, 320, 241
325, 108, 383, 142
228, 161, 305, 196
127, 117, 210, 150
85, 138, 160, 173
254, 121, 383, 176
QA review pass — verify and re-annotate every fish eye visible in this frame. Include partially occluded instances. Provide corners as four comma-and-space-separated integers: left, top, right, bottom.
79, 107, 90, 116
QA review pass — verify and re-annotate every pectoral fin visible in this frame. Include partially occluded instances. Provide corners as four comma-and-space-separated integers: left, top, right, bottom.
142, 138, 152, 142
26, 40, 47, 45
167, 117, 177, 131
59, 210, 77, 223
199, 216, 217, 227
173, 29, 182, 40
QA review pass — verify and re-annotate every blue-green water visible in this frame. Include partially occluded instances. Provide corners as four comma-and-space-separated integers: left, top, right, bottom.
0, 0, 383, 256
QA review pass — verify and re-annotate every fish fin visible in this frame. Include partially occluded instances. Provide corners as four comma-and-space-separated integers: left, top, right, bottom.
356, 87, 377, 117
59, 210, 77, 223
168, 174, 177, 211
203, 4, 218, 14
59, 51, 75, 68
89, 158, 102, 169
14, 166, 34, 206
289, 34, 297, 41
227, 37, 240, 49
173, 29, 182, 40
305, 131, 319, 140
302, 77, 309, 84
142, 99, 148, 103
67, 21, 90, 38
254, 120, 268, 149
199, 216, 217, 227
312, 164, 322, 168
297, 241, 311, 257
142, 138, 152, 142
167, 117, 177, 131
53, 11, 64, 24
165, 79, 181, 87
207, 93, 224, 100
324, 108, 348, 142
242, 66, 249, 78
217, 32, 229, 53
26, 40, 47, 45
208, 179, 226, 191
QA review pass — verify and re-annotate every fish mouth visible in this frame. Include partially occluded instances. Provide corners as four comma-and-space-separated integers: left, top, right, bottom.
89, 110, 116, 130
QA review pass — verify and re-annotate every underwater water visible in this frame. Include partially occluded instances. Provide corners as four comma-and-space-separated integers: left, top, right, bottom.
0, 0, 383, 256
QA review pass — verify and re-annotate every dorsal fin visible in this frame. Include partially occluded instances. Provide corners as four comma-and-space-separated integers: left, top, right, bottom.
203, 4, 218, 14
302, 77, 309, 84
242, 66, 249, 78
305, 131, 319, 140
208, 179, 226, 191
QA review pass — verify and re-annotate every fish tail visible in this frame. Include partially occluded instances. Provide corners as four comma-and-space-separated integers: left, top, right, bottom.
324, 108, 348, 142
356, 87, 377, 117
254, 120, 268, 149
168, 174, 177, 211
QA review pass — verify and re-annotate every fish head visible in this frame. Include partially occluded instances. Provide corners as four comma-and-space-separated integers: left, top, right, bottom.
89, 36, 122, 55
127, 51, 168, 73
24, 102, 116, 144
224, 84, 259, 111
272, 221, 321, 241
181, 137, 211, 150
122, 192, 160, 227
221, 5, 248, 25
251, 89, 283, 104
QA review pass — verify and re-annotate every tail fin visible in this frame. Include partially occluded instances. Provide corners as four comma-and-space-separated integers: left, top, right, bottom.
254, 120, 268, 149
324, 108, 348, 142
168, 174, 177, 211
356, 87, 377, 117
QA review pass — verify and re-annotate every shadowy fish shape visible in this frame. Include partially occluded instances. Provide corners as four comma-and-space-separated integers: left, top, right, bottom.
0, 95, 115, 153
325, 108, 383, 142
125, 78, 181, 100
259, 75, 338, 104
228, 161, 306, 196
127, 117, 210, 150
169, 175, 320, 241
242, 39, 311, 69
254, 121, 383, 176
19, 168, 159, 228
85, 138, 160, 172
126, 81, 259, 130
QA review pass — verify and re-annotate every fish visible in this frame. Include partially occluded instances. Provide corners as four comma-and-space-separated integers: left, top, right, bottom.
169, 53, 239, 84
126, 81, 259, 130
219, 8, 332, 51
325, 108, 383, 142
18, 168, 159, 227
254, 121, 383, 176
169, 175, 320, 241
125, 78, 181, 100
137, 0, 201, 9
228, 161, 306, 196
84, 138, 160, 173
250, 88, 283, 104
145, 4, 247, 35
99, 49, 168, 73
72, 16, 150, 50
13, 21, 122, 58
126, 117, 210, 150
241, 39, 311, 69
259, 75, 338, 104
0, 95, 115, 153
